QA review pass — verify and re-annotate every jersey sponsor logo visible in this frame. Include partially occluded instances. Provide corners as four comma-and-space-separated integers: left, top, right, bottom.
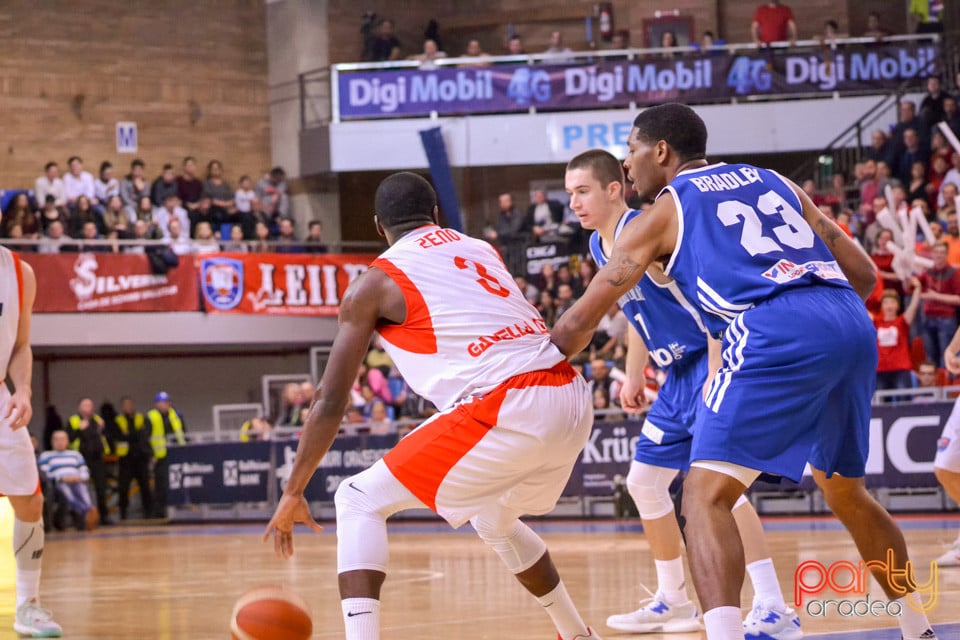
618, 288, 645, 306
938, 437, 951, 453
467, 317, 548, 357
761, 259, 846, 285
201, 257, 244, 311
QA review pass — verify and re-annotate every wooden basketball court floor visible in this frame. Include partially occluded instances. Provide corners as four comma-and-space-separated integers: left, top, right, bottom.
0, 504, 956, 639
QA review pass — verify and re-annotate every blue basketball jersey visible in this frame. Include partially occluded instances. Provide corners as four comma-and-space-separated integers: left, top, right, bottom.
662, 162, 852, 336
590, 209, 708, 370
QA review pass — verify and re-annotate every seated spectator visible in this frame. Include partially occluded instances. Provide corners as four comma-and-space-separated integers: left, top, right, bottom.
122, 220, 152, 254
37, 431, 99, 531
256, 167, 289, 222
367, 401, 395, 435
875, 283, 922, 392
554, 283, 575, 319
101, 195, 130, 237
220, 224, 248, 252
154, 194, 190, 239
592, 304, 628, 360
538, 289, 557, 327
189, 196, 223, 237
506, 35, 524, 56
38, 195, 67, 233
409, 39, 446, 69
944, 96, 960, 135
543, 31, 574, 63
1, 193, 39, 238
278, 382, 306, 426
274, 218, 303, 253
528, 189, 564, 243
514, 275, 540, 304
35, 161, 67, 209
938, 152, 960, 209
120, 159, 150, 213
4, 224, 29, 250
895, 128, 929, 186
907, 161, 931, 206
862, 11, 891, 38
95, 161, 120, 205
37, 220, 68, 254
202, 159, 235, 219
943, 213, 960, 265
369, 18, 401, 61
865, 129, 890, 163
234, 175, 256, 214
240, 417, 273, 442
63, 156, 97, 211
250, 220, 273, 253
916, 360, 943, 390
68, 195, 100, 238
556, 263, 583, 297
132, 195, 156, 227
659, 30, 679, 59
693, 30, 724, 56
593, 387, 612, 412
304, 220, 328, 253
176, 156, 203, 212
872, 229, 901, 293
929, 155, 949, 211
76, 220, 112, 253
165, 217, 193, 256
459, 39, 490, 66
192, 221, 220, 254
150, 163, 178, 208
818, 19, 840, 44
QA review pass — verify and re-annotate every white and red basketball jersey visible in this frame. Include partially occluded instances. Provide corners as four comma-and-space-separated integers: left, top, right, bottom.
371, 225, 563, 410
0, 247, 23, 380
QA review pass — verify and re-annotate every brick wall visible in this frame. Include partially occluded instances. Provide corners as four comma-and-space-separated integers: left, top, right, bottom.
0, 1, 270, 193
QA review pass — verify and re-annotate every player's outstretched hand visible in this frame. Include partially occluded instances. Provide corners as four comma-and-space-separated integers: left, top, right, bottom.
946, 349, 960, 376
619, 378, 647, 414
263, 493, 324, 559
2, 390, 32, 430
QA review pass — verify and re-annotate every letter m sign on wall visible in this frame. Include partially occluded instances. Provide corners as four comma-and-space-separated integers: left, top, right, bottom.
116, 121, 138, 154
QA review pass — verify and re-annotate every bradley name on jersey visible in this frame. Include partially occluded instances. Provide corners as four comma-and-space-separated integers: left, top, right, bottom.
686, 166, 762, 193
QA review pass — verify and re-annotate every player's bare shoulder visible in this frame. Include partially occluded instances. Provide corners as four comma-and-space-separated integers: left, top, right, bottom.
341, 264, 405, 326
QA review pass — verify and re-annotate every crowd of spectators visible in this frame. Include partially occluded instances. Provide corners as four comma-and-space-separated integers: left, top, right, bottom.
358, 2, 915, 68
2, 158, 330, 255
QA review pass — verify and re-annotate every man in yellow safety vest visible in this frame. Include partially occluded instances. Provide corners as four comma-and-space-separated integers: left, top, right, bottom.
146, 391, 185, 519
67, 397, 111, 525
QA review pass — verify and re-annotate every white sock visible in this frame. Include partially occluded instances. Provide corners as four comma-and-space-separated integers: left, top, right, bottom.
13, 518, 43, 608
537, 582, 589, 640
654, 557, 688, 604
895, 596, 933, 639
341, 597, 380, 640
703, 606, 745, 639
746, 558, 786, 610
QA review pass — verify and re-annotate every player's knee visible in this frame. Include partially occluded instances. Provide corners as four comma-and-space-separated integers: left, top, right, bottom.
626, 462, 678, 520
10, 493, 43, 523
470, 513, 546, 574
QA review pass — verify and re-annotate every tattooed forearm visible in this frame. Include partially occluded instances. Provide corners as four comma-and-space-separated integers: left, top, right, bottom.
814, 217, 841, 248
606, 253, 645, 287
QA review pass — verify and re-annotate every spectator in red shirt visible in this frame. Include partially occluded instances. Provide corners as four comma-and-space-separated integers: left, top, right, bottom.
913, 242, 960, 365
875, 281, 922, 391
752, 0, 797, 45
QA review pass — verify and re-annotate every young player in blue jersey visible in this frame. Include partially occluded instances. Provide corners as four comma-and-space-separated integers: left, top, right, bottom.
567, 149, 800, 639
553, 104, 937, 640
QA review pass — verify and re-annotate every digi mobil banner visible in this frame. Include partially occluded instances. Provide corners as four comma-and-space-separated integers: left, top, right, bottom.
338, 41, 937, 120
199, 253, 376, 316
21, 253, 198, 312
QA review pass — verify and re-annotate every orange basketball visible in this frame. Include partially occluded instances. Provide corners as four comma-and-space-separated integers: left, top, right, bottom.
230, 585, 313, 640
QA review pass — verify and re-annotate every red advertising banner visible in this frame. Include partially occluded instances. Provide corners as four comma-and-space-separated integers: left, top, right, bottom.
21, 253, 200, 313
199, 253, 377, 315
